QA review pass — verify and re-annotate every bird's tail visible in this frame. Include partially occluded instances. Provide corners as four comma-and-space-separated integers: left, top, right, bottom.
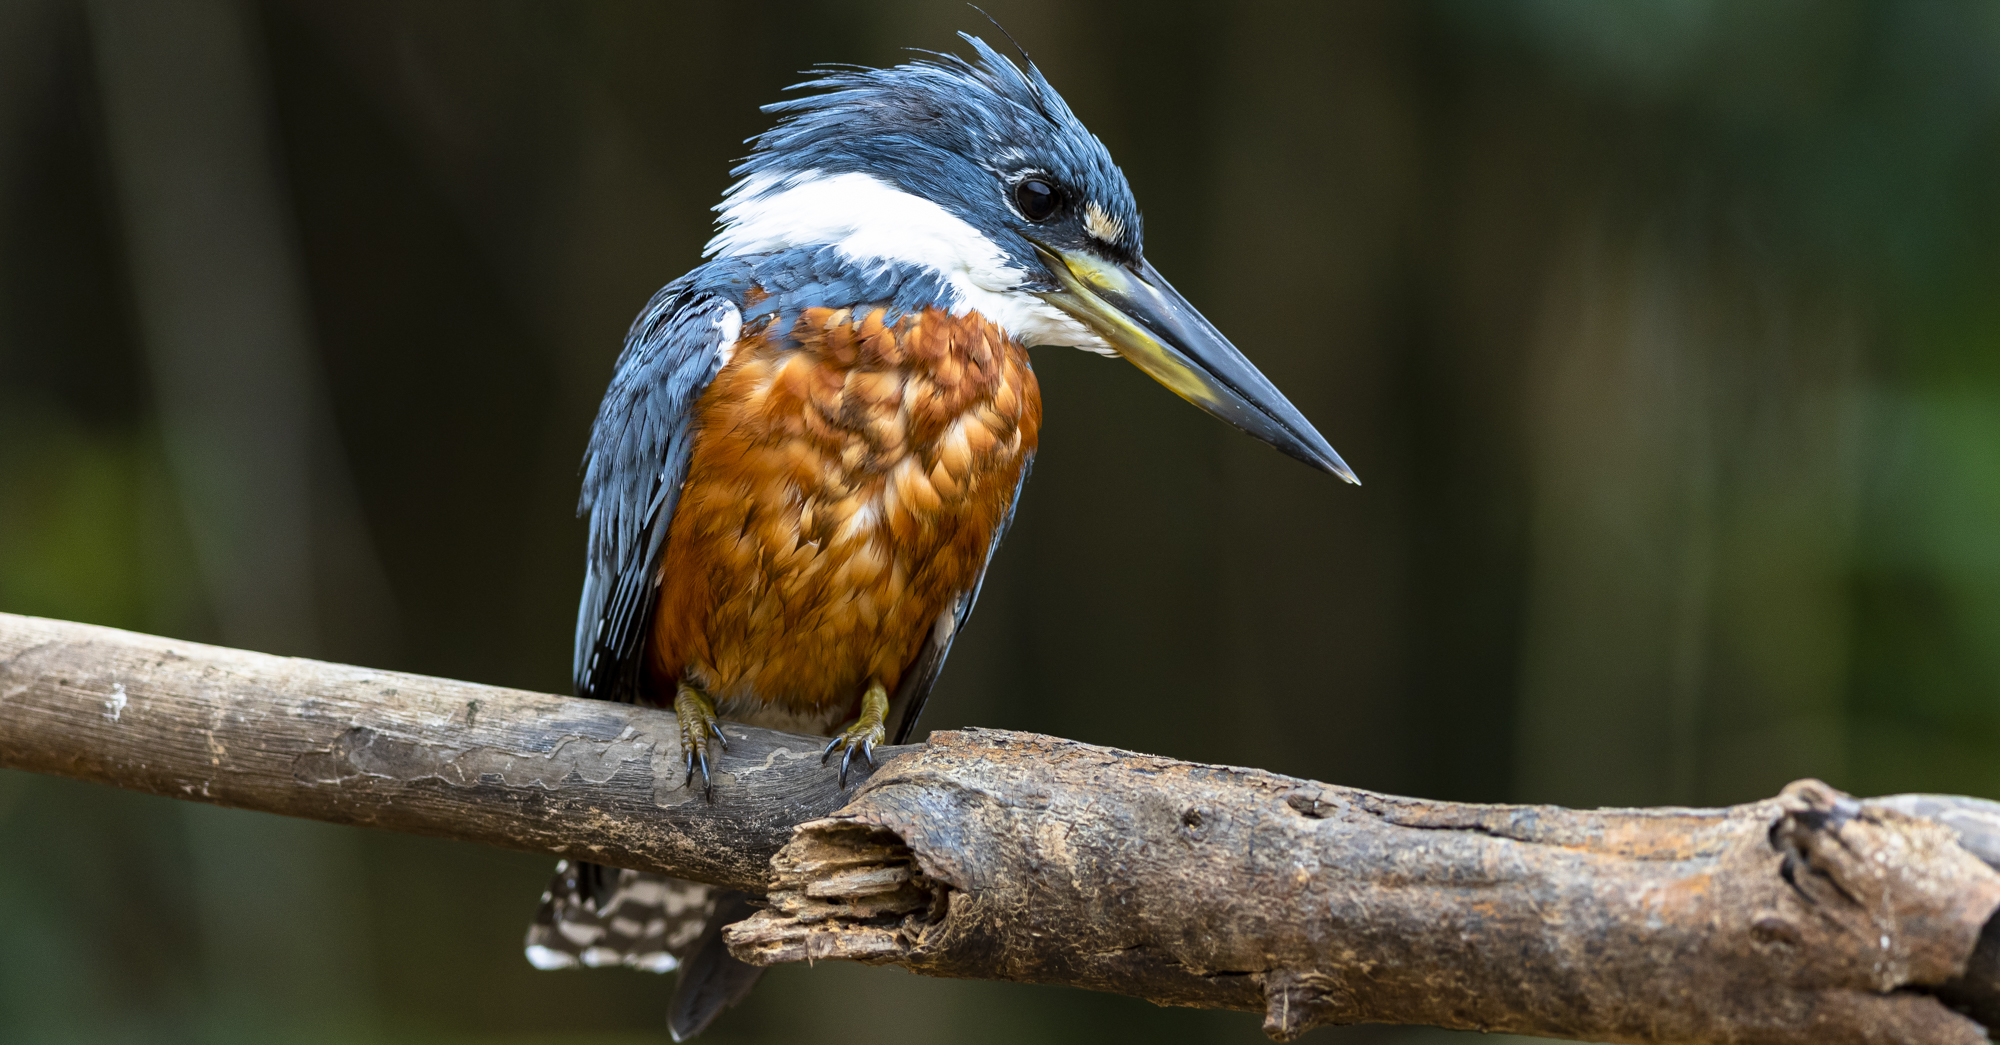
524, 860, 765, 1040
665, 890, 767, 1041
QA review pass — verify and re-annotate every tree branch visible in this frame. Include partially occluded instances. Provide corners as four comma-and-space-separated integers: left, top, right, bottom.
0, 611, 893, 890
728, 734, 2000, 1043
5, 611, 2000, 1043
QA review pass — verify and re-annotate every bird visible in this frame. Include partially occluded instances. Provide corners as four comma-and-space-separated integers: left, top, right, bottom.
521, 32, 1357, 1040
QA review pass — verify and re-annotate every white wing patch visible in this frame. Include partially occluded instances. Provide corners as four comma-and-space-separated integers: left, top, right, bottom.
708, 170, 1111, 354
713, 304, 743, 367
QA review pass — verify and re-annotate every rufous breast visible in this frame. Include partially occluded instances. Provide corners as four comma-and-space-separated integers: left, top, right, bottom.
649, 303, 1040, 731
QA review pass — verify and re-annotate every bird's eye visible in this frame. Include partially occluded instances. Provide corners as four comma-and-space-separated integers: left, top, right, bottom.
1015, 179, 1060, 222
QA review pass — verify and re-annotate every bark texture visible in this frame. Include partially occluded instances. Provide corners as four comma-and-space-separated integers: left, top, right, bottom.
0, 612, 896, 889
727, 733, 2000, 1044
7, 612, 2000, 1043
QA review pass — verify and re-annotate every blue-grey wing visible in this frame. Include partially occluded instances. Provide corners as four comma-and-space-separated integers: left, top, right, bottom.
573, 282, 738, 703
887, 453, 1033, 744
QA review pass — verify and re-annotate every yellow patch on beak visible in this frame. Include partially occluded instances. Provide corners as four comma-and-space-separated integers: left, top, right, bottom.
1083, 201, 1125, 246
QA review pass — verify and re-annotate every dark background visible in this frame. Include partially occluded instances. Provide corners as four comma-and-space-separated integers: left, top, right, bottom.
4, 1, 2000, 1043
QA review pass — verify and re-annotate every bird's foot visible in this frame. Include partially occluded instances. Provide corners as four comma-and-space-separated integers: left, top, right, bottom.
821, 681, 889, 787
674, 683, 727, 799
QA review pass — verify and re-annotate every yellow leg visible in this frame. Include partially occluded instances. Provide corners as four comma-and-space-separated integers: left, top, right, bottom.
674, 682, 727, 799
820, 681, 889, 787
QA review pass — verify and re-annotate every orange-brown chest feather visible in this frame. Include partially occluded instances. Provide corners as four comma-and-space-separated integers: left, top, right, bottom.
650, 305, 1040, 729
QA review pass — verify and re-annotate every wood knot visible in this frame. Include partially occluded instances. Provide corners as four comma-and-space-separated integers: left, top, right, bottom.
1764, 778, 2000, 991
1180, 806, 1210, 842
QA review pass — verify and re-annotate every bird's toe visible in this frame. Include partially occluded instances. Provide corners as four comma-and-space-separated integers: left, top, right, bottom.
674, 684, 724, 800
821, 681, 890, 788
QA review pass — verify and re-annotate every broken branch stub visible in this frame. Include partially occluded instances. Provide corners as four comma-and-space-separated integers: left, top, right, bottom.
726, 730, 2000, 1044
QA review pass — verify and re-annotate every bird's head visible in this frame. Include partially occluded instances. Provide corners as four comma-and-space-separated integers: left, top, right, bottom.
706, 34, 1356, 483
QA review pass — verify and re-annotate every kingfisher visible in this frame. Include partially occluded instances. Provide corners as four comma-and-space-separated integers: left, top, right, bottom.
522, 34, 1356, 1039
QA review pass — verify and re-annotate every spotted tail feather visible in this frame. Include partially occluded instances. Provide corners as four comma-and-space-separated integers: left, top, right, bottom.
524, 860, 714, 973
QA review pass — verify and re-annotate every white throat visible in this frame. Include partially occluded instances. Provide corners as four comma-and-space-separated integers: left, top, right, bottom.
707, 170, 1110, 352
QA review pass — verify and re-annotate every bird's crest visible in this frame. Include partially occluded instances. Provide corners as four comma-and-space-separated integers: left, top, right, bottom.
709, 34, 1141, 261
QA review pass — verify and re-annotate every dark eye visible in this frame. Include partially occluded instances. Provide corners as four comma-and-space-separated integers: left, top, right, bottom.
1015, 179, 1060, 222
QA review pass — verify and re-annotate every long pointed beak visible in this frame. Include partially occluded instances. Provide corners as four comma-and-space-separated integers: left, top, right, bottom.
1031, 244, 1358, 483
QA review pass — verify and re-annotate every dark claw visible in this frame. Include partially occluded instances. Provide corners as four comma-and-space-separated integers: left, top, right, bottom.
696, 744, 713, 801
710, 720, 728, 750
861, 735, 877, 768
839, 741, 857, 787
820, 734, 843, 763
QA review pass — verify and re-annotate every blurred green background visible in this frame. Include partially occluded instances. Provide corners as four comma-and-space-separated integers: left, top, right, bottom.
3, 0, 1999, 1042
